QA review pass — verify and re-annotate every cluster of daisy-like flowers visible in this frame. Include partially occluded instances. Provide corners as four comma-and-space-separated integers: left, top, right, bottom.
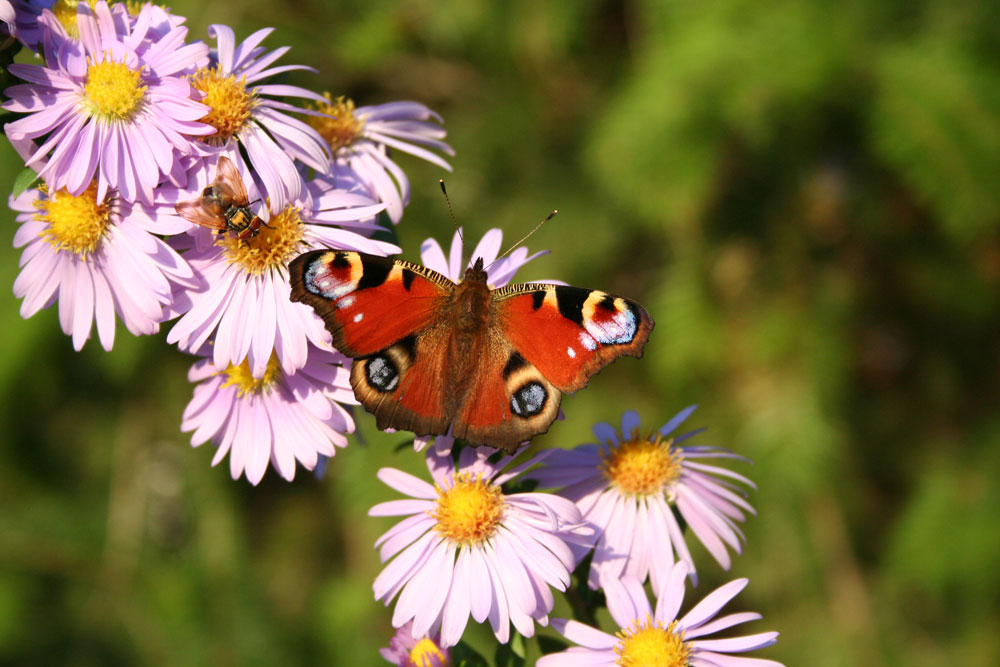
3, 2, 452, 484
3, 4, 783, 665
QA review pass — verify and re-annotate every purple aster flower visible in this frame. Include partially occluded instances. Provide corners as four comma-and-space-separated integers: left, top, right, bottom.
538, 562, 783, 667
11, 181, 196, 350
161, 155, 394, 377
379, 621, 451, 667
371, 446, 593, 647
529, 407, 756, 589
188, 24, 332, 212
12, 0, 185, 51
8, 1, 81, 52
2, 1, 212, 204
309, 96, 453, 223
181, 344, 356, 484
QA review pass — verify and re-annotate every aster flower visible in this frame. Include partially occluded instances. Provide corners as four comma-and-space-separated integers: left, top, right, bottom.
538, 562, 782, 667
309, 95, 453, 223
380, 621, 451, 667
181, 345, 356, 484
162, 156, 394, 377
529, 407, 756, 589
371, 446, 593, 647
2, 1, 212, 204
187, 24, 332, 212
10, 181, 196, 350
9, 0, 92, 52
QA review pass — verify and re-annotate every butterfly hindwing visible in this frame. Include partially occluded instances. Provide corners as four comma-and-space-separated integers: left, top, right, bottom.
288, 250, 453, 357
349, 328, 452, 438
452, 343, 561, 451
495, 283, 654, 392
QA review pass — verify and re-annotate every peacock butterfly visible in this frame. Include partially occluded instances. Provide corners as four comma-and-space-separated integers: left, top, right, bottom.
288, 249, 654, 453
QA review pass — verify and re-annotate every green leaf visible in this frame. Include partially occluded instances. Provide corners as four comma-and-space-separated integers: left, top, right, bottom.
536, 635, 570, 655
871, 42, 1000, 241
12, 167, 41, 199
494, 637, 525, 667
452, 641, 489, 667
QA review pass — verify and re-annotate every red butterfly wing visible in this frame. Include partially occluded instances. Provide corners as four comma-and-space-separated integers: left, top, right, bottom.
451, 282, 653, 451
289, 250, 452, 357
495, 282, 654, 392
289, 250, 456, 438
451, 336, 560, 450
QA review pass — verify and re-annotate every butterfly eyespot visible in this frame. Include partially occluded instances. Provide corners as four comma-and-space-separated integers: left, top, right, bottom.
584, 302, 638, 345
510, 382, 547, 418
366, 355, 399, 392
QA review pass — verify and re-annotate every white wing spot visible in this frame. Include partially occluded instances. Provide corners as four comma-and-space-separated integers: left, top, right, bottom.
567, 346, 576, 358
339, 295, 356, 309
353, 312, 364, 323
580, 332, 597, 351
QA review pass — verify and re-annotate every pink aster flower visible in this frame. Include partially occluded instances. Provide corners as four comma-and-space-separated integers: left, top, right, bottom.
12, 0, 185, 51
538, 562, 783, 667
162, 156, 394, 377
2, 2, 212, 204
188, 24, 332, 212
11, 182, 196, 350
309, 96, 453, 223
9, 0, 82, 52
371, 446, 593, 647
181, 345, 355, 484
529, 407, 756, 589
379, 621, 451, 667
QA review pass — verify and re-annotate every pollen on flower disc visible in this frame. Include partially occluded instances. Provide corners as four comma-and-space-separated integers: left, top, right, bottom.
601, 432, 683, 497
432, 473, 505, 545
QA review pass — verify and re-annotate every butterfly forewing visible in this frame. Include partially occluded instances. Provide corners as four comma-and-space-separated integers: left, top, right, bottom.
289, 250, 453, 357
493, 282, 654, 392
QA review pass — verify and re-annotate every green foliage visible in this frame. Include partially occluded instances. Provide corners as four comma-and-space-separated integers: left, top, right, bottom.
2, 0, 999, 665
11, 167, 39, 199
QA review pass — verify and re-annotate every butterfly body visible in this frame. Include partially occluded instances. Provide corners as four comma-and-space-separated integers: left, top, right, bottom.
289, 250, 653, 452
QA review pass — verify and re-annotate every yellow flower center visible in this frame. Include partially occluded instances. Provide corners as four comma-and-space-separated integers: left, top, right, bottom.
218, 353, 282, 396
615, 618, 690, 667
308, 94, 366, 154
123, 0, 150, 14
51, 0, 96, 39
36, 183, 111, 258
217, 204, 304, 275
189, 65, 256, 144
408, 638, 448, 667
432, 473, 504, 545
84, 56, 146, 121
601, 431, 683, 497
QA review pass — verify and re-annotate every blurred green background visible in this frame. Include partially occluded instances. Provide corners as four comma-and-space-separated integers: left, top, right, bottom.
2, 0, 1000, 665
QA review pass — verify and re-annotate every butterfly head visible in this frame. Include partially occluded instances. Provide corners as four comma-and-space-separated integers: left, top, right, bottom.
463, 256, 489, 285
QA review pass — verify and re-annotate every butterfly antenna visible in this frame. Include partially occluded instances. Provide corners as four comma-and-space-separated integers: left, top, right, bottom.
439, 180, 464, 254
496, 209, 558, 261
